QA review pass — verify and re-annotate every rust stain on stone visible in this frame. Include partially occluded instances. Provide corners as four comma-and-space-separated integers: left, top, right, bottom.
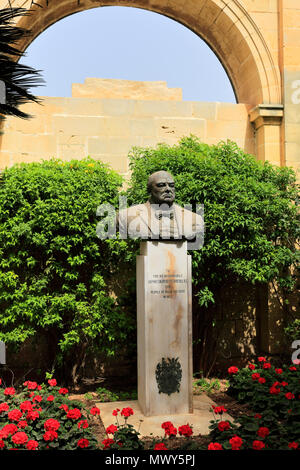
171, 304, 183, 347
166, 250, 176, 297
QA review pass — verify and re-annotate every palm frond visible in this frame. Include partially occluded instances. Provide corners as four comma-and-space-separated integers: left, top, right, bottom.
0, 7, 44, 120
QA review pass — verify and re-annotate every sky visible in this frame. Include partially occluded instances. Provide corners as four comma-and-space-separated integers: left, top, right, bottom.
21, 6, 236, 103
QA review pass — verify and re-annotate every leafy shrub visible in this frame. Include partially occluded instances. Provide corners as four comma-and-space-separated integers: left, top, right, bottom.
284, 319, 300, 343
0, 158, 134, 382
207, 359, 300, 450
96, 387, 119, 403
126, 137, 299, 373
194, 378, 221, 393
0, 378, 100, 450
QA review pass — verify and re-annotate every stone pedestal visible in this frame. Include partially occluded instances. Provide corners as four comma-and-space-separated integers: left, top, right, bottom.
136, 241, 193, 416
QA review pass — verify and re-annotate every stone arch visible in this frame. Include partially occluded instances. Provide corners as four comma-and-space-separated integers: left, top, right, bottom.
3, 0, 281, 106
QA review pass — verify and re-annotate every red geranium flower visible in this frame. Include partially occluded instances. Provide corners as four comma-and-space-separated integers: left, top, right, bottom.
162, 421, 173, 429
58, 388, 68, 395
59, 404, 69, 412
269, 385, 281, 395
263, 362, 271, 369
228, 366, 239, 374
0, 440, 4, 449
253, 440, 265, 450
26, 440, 38, 450
275, 368, 283, 374
257, 427, 269, 438
102, 438, 114, 449
285, 392, 295, 400
46, 395, 54, 402
162, 422, 177, 437
43, 430, 58, 442
26, 410, 40, 421
90, 406, 100, 416
212, 405, 227, 414
0, 403, 9, 412
32, 395, 42, 403
229, 435, 243, 450
288, 442, 299, 450
1, 423, 18, 437
17, 421, 27, 429
77, 438, 89, 449
254, 414, 262, 419
178, 424, 193, 437
19, 401, 33, 412
154, 443, 168, 450
258, 357, 266, 362
106, 424, 118, 435
78, 420, 89, 429
289, 366, 297, 371
44, 418, 60, 432
218, 421, 231, 432
112, 408, 120, 416
208, 442, 223, 450
252, 373, 260, 381
258, 377, 266, 384
8, 409, 23, 422
66, 408, 82, 420
11, 431, 28, 445
48, 379, 57, 387
4, 387, 16, 396
248, 364, 256, 370
23, 381, 38, 390
121, 407, 134, 418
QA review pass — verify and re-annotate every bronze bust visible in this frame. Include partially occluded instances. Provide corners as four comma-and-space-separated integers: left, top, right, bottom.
117, 171, 204, 246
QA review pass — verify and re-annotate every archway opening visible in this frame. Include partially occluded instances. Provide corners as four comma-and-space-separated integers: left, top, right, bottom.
21, 6, 236, 103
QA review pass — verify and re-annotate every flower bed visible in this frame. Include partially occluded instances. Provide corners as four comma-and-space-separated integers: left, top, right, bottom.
1, 358, 299, 450
207, 359, 300, 450
0, 378, 100, 450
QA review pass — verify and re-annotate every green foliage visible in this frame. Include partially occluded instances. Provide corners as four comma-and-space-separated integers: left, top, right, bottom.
284, 319, 300, 343
227, 361, 300, 419
96, 387, 137, 402
84, 393, 94, 401
0, 158, 134, 377
194, 378, 221, 393
118, 390, 138, 401
96, 387, 119, 402
108, 424, 144, 450
208, 360, 300, 450
103, 409, 144, 450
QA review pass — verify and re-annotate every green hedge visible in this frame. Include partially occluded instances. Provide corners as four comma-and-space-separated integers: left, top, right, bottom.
0, 158, 134, 380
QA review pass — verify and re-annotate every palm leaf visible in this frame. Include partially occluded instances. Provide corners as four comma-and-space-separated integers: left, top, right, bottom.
0, 7, 44, 120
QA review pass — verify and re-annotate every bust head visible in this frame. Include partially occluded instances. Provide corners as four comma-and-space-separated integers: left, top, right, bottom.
147, 171, 175, 206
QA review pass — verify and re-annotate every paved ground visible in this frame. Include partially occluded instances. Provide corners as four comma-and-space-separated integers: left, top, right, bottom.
97, 394, 233, 437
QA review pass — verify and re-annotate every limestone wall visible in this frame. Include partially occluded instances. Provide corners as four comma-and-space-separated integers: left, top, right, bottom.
0, 79, 254, 176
